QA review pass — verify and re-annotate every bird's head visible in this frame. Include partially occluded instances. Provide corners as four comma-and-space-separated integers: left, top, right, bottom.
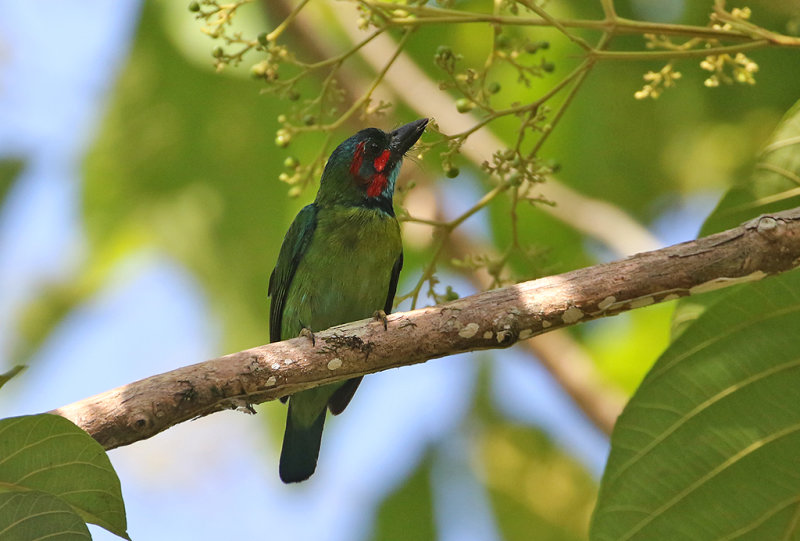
317, 118, 428, 208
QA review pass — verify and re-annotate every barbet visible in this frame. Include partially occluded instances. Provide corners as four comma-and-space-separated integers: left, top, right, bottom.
269, 118, 428, 483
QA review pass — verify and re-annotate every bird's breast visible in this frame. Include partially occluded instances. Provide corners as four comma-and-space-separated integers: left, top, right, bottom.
282, 205, 401, 337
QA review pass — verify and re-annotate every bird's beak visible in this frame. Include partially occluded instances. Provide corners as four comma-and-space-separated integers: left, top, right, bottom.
390, 118, 428, 156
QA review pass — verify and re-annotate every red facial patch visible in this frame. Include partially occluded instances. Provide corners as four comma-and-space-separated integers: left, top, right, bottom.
349, 141, 366, 178
373, 149, 391, 172
366, 173, 388, 197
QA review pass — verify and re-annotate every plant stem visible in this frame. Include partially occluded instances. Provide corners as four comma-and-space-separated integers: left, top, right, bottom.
267, 0, 311, 42
591, 39, 772, 60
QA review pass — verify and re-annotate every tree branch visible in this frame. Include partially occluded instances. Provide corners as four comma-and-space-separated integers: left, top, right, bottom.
52, 208, 800, 450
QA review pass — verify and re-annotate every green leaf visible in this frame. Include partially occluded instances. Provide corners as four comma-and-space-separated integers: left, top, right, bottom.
591, 269, 800, 540
672, 99, 800, 338
0, 158, 24, 208
482, 423, 595, 541
0, 490, 91, 541
80, 0, 308, 353
371, 454, 436, 541
700, 99, 800, 237
0, 366, 25, 391
0, 414, 128, 540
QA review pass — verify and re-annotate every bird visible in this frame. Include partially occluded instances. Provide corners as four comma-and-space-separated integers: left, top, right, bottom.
268, 118, 428, 483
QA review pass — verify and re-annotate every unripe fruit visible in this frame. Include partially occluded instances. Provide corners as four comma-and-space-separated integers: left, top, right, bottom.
250, 61, 267, 78
275, 132, 291, 148
455, 98, 473, 113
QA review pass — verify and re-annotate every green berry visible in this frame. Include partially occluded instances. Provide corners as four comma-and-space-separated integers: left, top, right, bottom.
455, 98, 473, 113
445, 166, 460, 178
283, 156, 298, 169
250, 61, 267, 78
275, 132, 291, 148
212, 46, 224, 58
495, 34, 511, 49
487, 82, 501, 94
257, 32, 269, 47
302, 114, 315, 126
525, 40, 550, 54
188, 1, 200, 12
288, 90, 300, 101
542, 61, 555, 73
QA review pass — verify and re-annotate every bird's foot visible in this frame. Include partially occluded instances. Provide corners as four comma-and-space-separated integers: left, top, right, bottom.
299, 327, 316, 346
372, 309, 389, 331
224, 398, 257, 414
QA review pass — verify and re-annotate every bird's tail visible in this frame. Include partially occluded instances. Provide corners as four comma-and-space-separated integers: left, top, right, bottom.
279, 403, 326, 483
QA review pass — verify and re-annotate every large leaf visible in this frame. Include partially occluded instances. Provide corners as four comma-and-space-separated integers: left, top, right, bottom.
700, 99, 800, 237
591, 269, 800, 540
8, 0, 304, 368
482, 423, 596, 541
371, 454, 436, 541
0, 414, 128, 539
472, 363, 596, 541
0, 490, 91, 541
80, 1, 318, 352
672, 99, 800, 337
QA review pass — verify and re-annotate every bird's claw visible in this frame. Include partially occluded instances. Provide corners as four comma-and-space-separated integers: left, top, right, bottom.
372, 309, 389, 331
299, 327, 316, 346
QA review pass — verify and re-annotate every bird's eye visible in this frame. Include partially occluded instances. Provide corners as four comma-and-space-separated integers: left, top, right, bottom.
367, 142, 380, 154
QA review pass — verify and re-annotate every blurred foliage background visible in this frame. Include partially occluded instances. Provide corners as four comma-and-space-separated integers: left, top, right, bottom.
2, 0, 800, 539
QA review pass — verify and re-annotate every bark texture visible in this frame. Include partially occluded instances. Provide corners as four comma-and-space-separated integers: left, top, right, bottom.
52, 208, 800, 450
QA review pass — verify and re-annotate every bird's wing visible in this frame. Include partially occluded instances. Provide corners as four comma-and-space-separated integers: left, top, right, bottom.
384, 251, 403, 315
328, 251, 403, 416
268, 204, 319, 343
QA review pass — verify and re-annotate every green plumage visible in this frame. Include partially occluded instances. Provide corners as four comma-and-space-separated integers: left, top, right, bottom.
268, 119, 427, 483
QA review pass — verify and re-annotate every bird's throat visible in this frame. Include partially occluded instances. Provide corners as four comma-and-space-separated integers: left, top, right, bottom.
366, 173, 388, 198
